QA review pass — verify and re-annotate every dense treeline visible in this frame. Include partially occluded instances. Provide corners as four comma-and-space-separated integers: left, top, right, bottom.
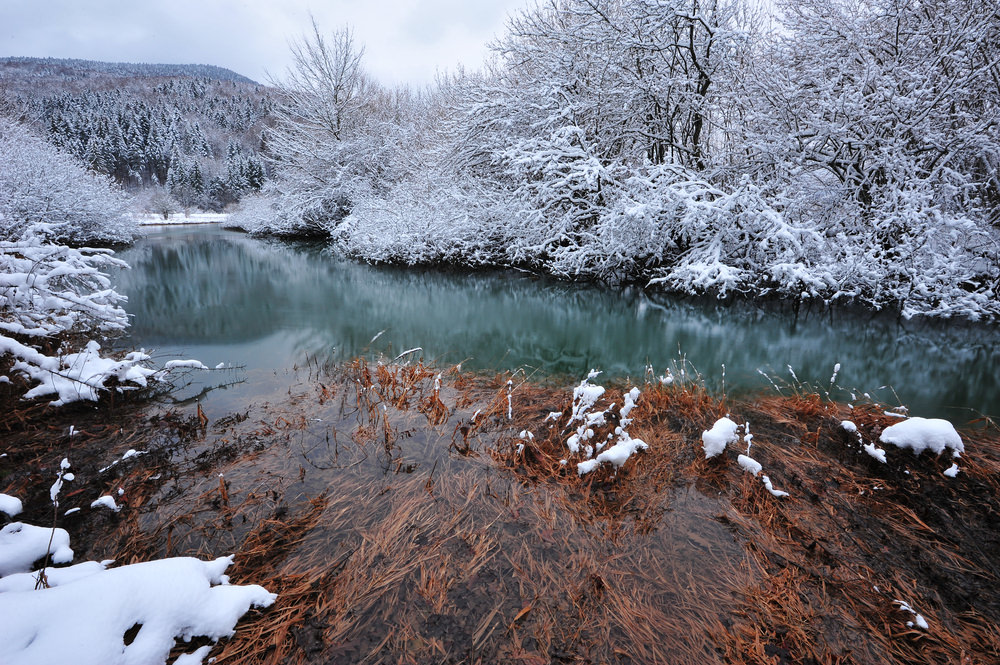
1, 58, 272, 211
235, 0, 1000, 319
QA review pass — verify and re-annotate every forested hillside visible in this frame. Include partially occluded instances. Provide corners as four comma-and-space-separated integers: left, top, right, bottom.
235, 0, 1000, 320
0, 57, 272, 211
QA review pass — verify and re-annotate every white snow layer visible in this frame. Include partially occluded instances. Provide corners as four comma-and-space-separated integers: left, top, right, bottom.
0, 493, 22, 517
90, 495, 121, 512
863, 443, 888, 463
737, 454, 762, 476
0, 560, 112, 593
163, 359, 210, 371
703, 417, 739, 458
0, 555, 276, 665
0, 522, 74, 577
879, 417, 964, 456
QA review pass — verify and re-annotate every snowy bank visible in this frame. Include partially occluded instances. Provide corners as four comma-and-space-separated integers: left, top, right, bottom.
0, 556, 275, 665
133, 212, 231, 226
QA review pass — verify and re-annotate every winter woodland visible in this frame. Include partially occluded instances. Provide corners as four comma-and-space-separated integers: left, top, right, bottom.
2, 0, 999, 411
233, 0, 1000, 320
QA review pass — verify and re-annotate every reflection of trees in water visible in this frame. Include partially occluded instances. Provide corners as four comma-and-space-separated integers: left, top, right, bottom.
115, 227, 1000, 419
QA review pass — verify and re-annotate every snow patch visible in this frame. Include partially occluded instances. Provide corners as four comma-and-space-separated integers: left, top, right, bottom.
0, 494, 22, 517
0, 556, 275, 665
879, 417, 964, 456
0, 522, 74, 577
90, 496, 121, 512
702, 417, 739, 458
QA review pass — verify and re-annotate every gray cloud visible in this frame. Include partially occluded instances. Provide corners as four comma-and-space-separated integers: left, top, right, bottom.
1, 0, 530, 85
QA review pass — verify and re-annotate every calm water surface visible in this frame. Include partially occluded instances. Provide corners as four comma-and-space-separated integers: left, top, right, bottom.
112, 225, 1000, 420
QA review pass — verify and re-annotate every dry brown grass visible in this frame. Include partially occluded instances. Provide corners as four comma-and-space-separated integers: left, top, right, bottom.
6, 361, 1000, 665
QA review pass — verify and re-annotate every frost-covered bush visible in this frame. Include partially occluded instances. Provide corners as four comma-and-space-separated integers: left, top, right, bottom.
0, 226, 156, 405
0, 120, 136, 245
335, 173, 509, 266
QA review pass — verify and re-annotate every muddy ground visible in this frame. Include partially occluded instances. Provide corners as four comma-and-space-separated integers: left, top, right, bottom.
2, 359, 999, 664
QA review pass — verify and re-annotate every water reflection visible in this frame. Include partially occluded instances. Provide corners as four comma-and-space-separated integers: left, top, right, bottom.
112, 226, 1000, 419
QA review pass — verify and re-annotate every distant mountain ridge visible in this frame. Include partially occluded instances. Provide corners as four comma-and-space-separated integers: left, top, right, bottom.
0, 56, 257, 84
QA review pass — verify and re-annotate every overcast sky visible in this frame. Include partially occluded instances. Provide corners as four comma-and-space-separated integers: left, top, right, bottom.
1, 0, 532, 86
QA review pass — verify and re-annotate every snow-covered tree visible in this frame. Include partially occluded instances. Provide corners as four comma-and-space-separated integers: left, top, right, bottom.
0, 119, 136, 244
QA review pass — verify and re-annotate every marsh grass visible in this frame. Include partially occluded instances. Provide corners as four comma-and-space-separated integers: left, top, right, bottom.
5, 358, 1000, 664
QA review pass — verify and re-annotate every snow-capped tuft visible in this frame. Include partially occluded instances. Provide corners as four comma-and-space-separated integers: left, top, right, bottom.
702, 417, 739, 459
879, 417, 964, 456
0, 494, 22, 518
737, 454, 762, 476
761, 475, 789, 498
863, 442, 887, 464
90, 496, 121, 512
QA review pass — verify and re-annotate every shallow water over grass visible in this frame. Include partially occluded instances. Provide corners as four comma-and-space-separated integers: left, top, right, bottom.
61, 359, 998, 664
112, 225, 1000, 421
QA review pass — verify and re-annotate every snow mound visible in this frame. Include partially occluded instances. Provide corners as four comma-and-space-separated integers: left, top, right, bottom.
737, 454, 762, 476
879, 417, 964, 456
0, 493, 22, 517
0, 555, 276, 665
0, 522, 73, 577
163, 359, 210, 371
703, 417, 739, 458
90, 495, 121, 512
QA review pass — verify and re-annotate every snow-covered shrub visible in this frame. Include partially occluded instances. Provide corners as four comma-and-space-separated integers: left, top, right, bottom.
335, 172, 509, 266
0, 230, 157, 405
0, 230, 130, 339
0, 119, 136, 245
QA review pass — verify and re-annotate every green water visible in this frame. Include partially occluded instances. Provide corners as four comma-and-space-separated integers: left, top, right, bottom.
112, 225, 1000, 420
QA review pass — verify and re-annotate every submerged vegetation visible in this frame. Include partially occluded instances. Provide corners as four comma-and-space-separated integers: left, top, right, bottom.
3, 356, 998, 663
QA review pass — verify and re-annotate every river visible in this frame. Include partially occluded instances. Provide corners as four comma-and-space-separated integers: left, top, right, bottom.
111, 225, 1000, 421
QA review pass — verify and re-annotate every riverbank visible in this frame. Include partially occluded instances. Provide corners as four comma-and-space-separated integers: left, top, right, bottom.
132, 212, 231, 226
2, 359, 998, 664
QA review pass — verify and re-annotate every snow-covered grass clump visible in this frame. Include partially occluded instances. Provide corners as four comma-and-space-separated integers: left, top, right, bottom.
703, 417, 739, 458
706, 417, 789, 498
555, 371, 648, 476
879, 418, 964, 457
